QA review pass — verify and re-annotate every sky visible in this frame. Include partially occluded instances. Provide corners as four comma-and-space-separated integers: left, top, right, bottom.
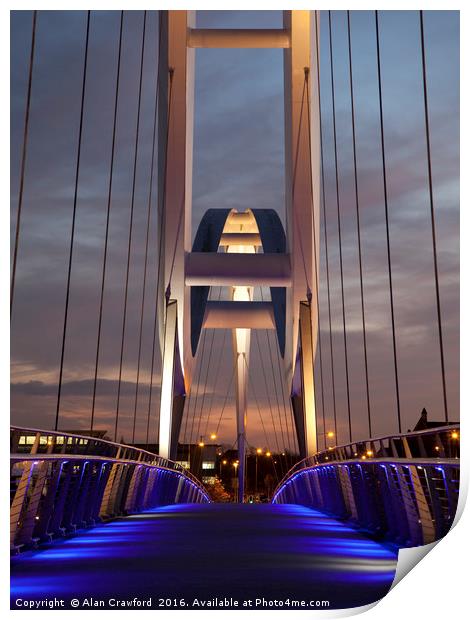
10, 10, 459, 451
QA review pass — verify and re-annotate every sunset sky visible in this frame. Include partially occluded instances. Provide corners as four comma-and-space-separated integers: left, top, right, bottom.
10, 10, 459, 450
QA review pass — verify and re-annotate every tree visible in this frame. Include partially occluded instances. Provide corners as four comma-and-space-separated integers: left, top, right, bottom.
205, 477, 231, 502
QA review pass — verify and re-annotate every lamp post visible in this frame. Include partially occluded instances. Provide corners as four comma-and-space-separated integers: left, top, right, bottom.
450, 430, 459, 458
318, 430, 335, 450
219, 459, 227, 477
255, 448, 263, 496
233, 461, 239, 502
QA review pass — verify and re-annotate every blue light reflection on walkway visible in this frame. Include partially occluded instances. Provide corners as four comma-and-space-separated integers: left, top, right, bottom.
11, 503, 398, 609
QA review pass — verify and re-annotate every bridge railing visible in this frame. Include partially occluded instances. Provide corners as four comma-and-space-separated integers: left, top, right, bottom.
272, 426, 460, 548
10, 427, 210, 552
278, 424, 460, 485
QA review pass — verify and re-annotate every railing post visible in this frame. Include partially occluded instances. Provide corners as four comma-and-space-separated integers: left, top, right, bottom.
14, 460, 49, 546
124, 465, 144, 513
142, 469, 157, 510
100, 463, 123, 518
10, 460, 36, 548
396, 465, 423, 546
48, 461, 73, 536
338, 465, 358, 521
409, 465, 435, 543
33, 460, 63, 540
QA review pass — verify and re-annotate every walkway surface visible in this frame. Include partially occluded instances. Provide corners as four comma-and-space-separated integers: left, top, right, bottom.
11, 503, 398, 610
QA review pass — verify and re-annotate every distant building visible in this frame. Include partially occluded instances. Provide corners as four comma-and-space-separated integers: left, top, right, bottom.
411, 408, 458, 431
132, 442, 222, 485
64, 430, 109, 440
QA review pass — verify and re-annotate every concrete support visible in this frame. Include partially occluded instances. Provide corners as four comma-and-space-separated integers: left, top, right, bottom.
203, 301, 276, 330
226, 216, 257, 503
159, 10, 195, 389
10, 461, 35, 547
158, 300, 181, 460
188, 28, 291, 49
234, 349, 248, 503
124, 465, 144, 512
283, 12, 321, 451
220, 233, 262, 247
299, 301, 317, 455
408, 465, 436, 544
158, 11, 321, 484
185, 252, 291, 287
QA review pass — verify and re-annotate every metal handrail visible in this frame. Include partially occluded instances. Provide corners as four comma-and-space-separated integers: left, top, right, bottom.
273, 424, 460, 498
272, 456, 459, 503
10, 425, 208, 498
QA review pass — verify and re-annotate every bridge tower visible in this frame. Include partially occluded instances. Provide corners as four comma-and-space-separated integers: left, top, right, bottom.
157, 11, 321, 501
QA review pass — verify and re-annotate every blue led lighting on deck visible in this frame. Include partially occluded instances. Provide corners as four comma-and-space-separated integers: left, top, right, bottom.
11, 503, 397, 610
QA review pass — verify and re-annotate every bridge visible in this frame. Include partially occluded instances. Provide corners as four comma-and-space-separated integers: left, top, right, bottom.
10, 10, 459, 611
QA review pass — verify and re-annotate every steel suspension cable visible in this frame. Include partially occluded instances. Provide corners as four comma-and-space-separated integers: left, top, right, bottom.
202, 288, 225, 440
197, 288, 223, 442
188, 328, 209, 446
181, 366, 196, 447
347, 11, 372, 438
215, 359, 237, 437
194, 327, 216, 444
243, 359, 273, 448
328, 12, 353, 443
54, 11, 91, 431
291, 76, 312, 297
315, 336, 327, 450
182, 298, 213, 449
375, 10, 402, 433
264, 322, 289, 455
253, 330, 282, 454
146, 62, 175, 449
196, 356, 236, 479
114, 11, 147, 442
419, 10, 449, 423
265, 326, 291, 471
271, 310, 298, 454
259, 286, 294, 458
90, 11, 124, 433
276, 350, 299, 455
204, 324, 228, 439
243, 355, 279, 484
165, 190, 185, 301
11, 10, 37, 319
315, 12, 338, 440
132, 12, 162, 443
180, 340, 206, 465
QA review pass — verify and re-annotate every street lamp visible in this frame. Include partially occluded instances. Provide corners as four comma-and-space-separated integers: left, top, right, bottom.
232, 461, 239, 503
450, 430, 459, 458
219, 459, 228, 476
318, 430, 335, 450
255, 448, 263, 496
210, 433, 217, 440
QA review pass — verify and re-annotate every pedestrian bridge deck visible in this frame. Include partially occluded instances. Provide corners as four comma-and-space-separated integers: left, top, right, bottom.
11, 503, 398, 610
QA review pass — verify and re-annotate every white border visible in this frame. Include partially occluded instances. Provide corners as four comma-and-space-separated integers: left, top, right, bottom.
3, 3, 467, 619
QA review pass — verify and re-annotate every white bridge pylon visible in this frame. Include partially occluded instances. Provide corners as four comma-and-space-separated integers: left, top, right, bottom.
157, 11, 321, 502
